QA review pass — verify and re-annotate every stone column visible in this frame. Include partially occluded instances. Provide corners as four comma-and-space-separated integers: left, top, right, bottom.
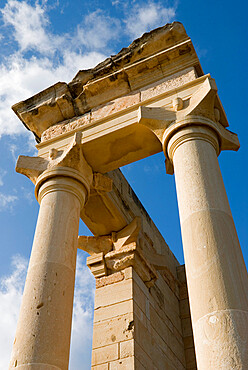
163, 122, 248, 369
9, 137, 93, 369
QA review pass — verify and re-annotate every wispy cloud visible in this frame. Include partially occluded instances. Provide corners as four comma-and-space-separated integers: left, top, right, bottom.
70, 252, 95, 369
0, 0, 108, 138
0, 0, 177, 138
76, 9, 121, 50
0, 51, 105, 137
125, 1, 177, 39
0, 168, 18, 211
1, 0, 58, 55
0, 253, 95, 369
0, 169, 6, 186
0, 191, 18, 211
0, 255, 27, 369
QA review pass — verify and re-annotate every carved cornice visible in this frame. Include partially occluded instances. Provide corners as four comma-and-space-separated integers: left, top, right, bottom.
12, 22, 202, 142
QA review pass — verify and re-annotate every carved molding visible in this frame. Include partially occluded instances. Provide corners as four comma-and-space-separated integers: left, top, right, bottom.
80, 217, 158, 286
12, 22, 202, 142
86, 253, 107, 278
16, 132, 92, 185
105, 242, 158, 288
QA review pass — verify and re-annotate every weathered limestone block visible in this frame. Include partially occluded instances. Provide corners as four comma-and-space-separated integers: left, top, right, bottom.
177, 265, 197, 370
41, 113, 90, 141
79, 217, 158, 287
90, 260, 188, 370
86, 253, 107, 278
92, 343, 119, 366
105, 242, 158, 287
140, 66, 197, 101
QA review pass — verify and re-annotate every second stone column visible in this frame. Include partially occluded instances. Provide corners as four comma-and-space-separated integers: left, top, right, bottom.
164, 124, 248, 369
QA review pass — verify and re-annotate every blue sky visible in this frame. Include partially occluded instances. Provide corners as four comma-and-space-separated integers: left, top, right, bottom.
0, 0, 247, 368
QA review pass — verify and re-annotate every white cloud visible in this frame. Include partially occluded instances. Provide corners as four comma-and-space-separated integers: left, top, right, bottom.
76, 9, 121, 50
0, 51, 105, 138
0, 255, 27, 369
0, 253, 95, 369
0, 169, 18, 211
1, 0, 59, 55
0, 193, 18, 211
8, 143, 18, 163
70, 253, 95, 369
0, 0, 107, 138
125, 1, 176, 39
0, 169, 6, 186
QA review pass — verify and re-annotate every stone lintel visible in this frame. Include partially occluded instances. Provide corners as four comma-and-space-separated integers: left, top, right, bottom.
12, 22, 203, 142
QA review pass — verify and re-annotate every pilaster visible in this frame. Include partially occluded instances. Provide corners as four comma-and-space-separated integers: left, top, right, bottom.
79, 215, 188, 369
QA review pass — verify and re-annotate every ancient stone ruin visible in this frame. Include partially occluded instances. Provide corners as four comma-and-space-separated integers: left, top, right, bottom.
9, 22, 248, 369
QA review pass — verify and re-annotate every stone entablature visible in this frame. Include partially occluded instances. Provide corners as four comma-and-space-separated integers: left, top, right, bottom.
41, 67, 196, 142
12, 22, 203, 141
30, 74, 236, 178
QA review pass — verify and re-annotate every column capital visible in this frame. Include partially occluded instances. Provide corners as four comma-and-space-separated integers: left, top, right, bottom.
16, 132, 93, 203
138, 75, 240, 174
163, 116, 240, 174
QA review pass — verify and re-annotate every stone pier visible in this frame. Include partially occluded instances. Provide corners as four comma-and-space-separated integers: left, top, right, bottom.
10, 22, 248, 369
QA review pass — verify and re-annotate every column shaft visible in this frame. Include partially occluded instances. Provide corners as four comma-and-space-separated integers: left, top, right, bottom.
168, 126, 248, 369
9, 176, 87, 370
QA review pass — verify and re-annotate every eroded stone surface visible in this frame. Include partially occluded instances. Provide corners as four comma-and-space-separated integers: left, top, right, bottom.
12, 22, 203, 142
41, 113, 90, 141
140, 67, 197, 101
